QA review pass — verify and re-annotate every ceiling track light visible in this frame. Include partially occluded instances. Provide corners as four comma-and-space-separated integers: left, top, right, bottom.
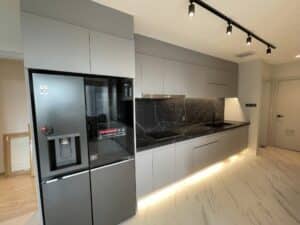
226, 22, 232, 35
188, 0, 276, 53
267, 46, 272, 55
188, 1, 195, 17
246, 34, 252, 46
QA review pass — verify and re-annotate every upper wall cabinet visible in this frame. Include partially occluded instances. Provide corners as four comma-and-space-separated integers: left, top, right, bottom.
90, 31, 135, 78
22, 13, 90, 73
135, 53, 238, 98
136, 54, 165, 96
205, 68, 238, 98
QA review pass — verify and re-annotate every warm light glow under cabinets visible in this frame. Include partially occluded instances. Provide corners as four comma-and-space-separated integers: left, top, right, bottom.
138, 149, 247, 211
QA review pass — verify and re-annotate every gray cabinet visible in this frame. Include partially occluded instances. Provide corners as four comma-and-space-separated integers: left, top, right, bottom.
205, 68, 237, 98
136, 126, 249, 198
90, 31, 135, 78
22, 13, 90, 73
134, 53, 238, 98
41, 171, 92, 225
91, 160, 136, 225
138, 54, 165, 95
175, 140, 194, 180
136, 150, 153, 197
153, 144, 176, 190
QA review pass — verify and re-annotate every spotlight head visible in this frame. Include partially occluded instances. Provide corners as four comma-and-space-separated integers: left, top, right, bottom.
188, 2, 195, 17
246, 35, 252, 46
266, 46, 272, 55
226, 22, 232, 35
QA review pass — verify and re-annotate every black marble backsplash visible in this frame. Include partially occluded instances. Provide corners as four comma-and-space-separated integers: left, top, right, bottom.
136, 98, 224, 136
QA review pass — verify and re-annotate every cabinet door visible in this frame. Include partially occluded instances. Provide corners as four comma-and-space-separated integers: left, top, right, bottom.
239, 126, 249, 151
136, 150, 153, 198
139, 54, 165, 95
193, 136, 220, 171
205, 68, 237, 98
186, 65, 207, 98
90, 31, 135, 78
175, 140, 194, 180
164, 60, 187, 95
153, 144, 175, 190
22, 13, 90, 73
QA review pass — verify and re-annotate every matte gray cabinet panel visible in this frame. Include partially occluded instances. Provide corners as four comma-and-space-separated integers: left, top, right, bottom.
136, 126, 249, 198
152, 144, 176, 190
175, 140, 194, 180
22, 13, 90, 73
136, 150, 153, 197
42, 171, 92, 225
91, 160, 137, 225
90, 31, 135, 78
135, 53, 238, 98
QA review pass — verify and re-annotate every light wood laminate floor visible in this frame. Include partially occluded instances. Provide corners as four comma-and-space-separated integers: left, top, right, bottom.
0, 175, 38, 223
123, 147, 300, 225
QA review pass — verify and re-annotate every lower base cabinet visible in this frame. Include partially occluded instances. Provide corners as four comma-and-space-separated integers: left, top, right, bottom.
136, 126, 249, 198
152, 144, 176, 190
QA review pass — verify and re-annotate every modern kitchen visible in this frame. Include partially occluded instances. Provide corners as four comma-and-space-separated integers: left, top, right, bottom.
0, 0, 300, 225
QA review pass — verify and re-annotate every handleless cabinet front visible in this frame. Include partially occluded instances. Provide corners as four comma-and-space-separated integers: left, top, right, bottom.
91, 160, 137, 225
42, 171, 92, 225
90, 31, 135, 78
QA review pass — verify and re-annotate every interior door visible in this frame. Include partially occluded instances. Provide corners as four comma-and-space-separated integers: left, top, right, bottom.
274, 79, 300, 151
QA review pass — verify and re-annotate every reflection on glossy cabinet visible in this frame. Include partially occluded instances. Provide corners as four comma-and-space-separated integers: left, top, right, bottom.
136, 150, 153, 198
153, 144, 176, 190
90, 31, 135, 78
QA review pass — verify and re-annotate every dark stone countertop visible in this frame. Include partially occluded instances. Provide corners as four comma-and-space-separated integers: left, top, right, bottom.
136, 121, 250, 152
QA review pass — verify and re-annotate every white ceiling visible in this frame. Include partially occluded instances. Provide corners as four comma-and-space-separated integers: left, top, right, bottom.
93, 0, 300, 64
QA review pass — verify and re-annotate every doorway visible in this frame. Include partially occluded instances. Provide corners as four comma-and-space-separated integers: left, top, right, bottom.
0, 59, 38, 225
273, 79, 300, 151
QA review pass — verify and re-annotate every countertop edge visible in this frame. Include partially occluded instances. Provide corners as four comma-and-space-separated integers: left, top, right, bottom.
136, 122, 250, 153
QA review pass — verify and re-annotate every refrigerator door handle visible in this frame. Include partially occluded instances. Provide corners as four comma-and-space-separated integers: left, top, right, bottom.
43, 170, 89, 184
91, 158, 134, 172
62, 170, 89, 180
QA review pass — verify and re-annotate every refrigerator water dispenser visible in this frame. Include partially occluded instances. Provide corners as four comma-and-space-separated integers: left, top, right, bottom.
48, 134, 81, 170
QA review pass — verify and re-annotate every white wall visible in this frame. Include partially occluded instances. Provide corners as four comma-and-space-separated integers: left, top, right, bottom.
0, 0, 23, 59
0, 59, 29, 173
225, 60, 271, 153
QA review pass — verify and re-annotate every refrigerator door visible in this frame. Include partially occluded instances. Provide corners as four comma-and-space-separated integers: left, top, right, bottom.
91, 159, 137, 225
85, 77, 134, 168
31, 73, 89, 180
42, 171, 92, 225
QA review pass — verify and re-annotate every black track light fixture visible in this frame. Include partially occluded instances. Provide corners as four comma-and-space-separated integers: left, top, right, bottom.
246, 34, 252, 46
266, 46, 272, 55
226, 22, 232, 35
187, 0, 276, 52
188, 1, 195, 17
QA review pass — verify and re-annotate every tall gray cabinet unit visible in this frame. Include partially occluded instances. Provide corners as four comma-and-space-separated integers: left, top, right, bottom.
21, 1, 136, 225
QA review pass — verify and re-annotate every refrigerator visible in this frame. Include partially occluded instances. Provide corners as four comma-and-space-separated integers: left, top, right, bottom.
30, 71, 136, 225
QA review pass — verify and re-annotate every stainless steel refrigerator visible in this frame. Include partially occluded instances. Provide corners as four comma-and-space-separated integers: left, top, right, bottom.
30, 71, 136, 225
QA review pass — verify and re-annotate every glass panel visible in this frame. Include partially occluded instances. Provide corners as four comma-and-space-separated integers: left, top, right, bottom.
85, 77, 134, 168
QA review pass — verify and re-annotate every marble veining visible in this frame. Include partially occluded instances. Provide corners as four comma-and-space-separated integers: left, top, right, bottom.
121, 148, 300, 225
